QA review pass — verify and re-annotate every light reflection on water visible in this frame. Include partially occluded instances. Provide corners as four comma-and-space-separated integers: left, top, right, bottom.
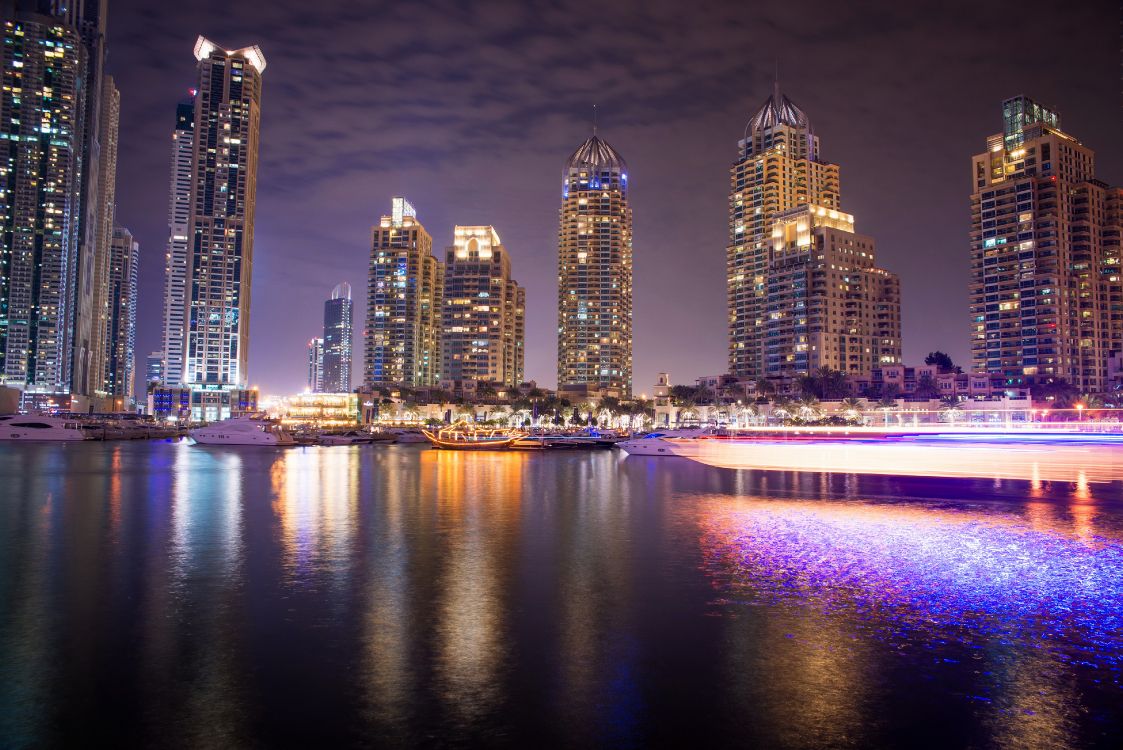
0, 442, 1121, 748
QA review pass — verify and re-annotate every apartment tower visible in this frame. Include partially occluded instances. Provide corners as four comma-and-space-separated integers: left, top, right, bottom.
728, 83, 841, 379
365, 197, 443, 387
160, 94, 195, 386
442, 226, 525, 387
0, 0, 114, 407
307, 337, 323, 392
181, 37, 265, 421
969, 96, 1122, 393
103, 226, 137, 406
557, 129, 632, 398
321, 282, 353, 392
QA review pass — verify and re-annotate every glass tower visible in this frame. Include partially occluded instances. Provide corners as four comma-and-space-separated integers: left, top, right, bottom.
557, 131, 632, 398
321, 282, 352, 392
182, 37, 265, 421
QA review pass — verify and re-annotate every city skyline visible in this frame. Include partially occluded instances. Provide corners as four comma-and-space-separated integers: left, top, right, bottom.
102, 0, 1119, 397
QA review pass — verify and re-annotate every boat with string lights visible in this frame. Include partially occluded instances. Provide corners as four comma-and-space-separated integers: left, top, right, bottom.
421, 421, 526, 450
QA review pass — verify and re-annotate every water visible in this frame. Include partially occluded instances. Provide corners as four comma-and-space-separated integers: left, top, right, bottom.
1, 440, 1122, 748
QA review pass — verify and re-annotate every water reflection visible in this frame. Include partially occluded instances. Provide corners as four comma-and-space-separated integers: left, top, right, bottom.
1, 443, 1122, 747
696, 495, 1123, 748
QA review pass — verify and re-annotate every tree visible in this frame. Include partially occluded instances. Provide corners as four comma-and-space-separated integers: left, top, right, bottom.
1031, 378, 1079, 409
754, 378, 776, 401
924, 351, 961, 374
569, 407, 583, 426
914, 373, 940, 399
669, 385, 699, 406
798, 366, 849, 400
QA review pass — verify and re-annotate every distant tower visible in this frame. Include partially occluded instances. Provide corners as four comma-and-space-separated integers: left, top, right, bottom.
557, 124, 632, 398
969, 96, 1123, 392
441, 227, 525, 387
322, 282, 353, 392
365, 197, 444, 387
307, 338, 324, 392
728, 82, 839, 379
160, 94, 196, 386
104, 227, 139, 407
182, 37, 266, 421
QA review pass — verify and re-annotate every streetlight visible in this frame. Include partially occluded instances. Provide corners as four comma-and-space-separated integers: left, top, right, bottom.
1076, 403, 1085, 422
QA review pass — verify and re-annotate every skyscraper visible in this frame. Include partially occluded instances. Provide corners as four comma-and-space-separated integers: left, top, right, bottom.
557, 130, 632, 399
969, 96, 1122, 393
321, 282, 353, 392
728, 84, 840, 379
103, 226, 137, 407
729, 86, 899, 380
307, 337, 323, 392
441, 226, 525, 387
89, 73, 119, 400
181, 36, 265, 421
145, 351, 163, 387
0, 0, 113, 407
365, 197, 443, 388
160, 94, 195, 387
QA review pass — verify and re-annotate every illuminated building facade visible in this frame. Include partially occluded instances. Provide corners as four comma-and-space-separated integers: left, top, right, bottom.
728, 84, 840, 379
765, 205, 900, 376
160, 94, 195, 386
88, 74, 119, 401
557, 131, 632, 398
307, 337, 323, 392
441, 226, 525, 387
0, 1, 114, 404
365, 197, 443, 387
322, 282, 352, 392
970, 96, 1123, 393
279, 391, 359, 427
182, 36, 265, 421
145, 351, 163, 386
103, 226, 137, 406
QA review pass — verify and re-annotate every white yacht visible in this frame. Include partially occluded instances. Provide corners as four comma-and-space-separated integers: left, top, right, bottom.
616, 428, 718, 457
0, 414, 92, 441
189, 416, 296, 446
387, 428, 429, 444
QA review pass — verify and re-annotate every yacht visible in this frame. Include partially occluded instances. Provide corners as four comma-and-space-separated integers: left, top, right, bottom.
0, 414, 92, 441
189, 416, 296, 446
616, 428, 719, 457
387, 428, 429, 444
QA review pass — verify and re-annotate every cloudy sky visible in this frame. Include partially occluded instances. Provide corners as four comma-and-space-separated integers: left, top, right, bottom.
109, 0, 1121, 396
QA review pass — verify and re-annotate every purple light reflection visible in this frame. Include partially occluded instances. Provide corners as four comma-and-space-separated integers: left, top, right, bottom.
698, 499, 1123, 673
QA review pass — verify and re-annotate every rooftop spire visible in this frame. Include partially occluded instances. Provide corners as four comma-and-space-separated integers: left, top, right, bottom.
592, 103, 598, 135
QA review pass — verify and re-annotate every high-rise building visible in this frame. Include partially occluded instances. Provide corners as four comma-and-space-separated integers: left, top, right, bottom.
969, 96, 1122, 394
441, 226, 525, 387
181, 36, 265, 421
0, 1, 113, 407
160, 94, 195, 386
145, 351, 163, 386
89, 73, 119, 400
557, 130, 632, 399
764, 205, 900, 377
307, 337, 323, 392
728, 84, 840, 379
322, 282, 352, 392
365, 197, 443, 388
103, 226, 137, 407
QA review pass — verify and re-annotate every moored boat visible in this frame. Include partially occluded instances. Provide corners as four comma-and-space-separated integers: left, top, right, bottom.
0, 414, 92, 441
190, 416, 296, 446
319, 430, 375, 446
422, 422, 525, 450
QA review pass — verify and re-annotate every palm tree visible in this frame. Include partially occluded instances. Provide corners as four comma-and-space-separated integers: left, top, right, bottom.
938, 396, 962, 423
841, 397, 864, 422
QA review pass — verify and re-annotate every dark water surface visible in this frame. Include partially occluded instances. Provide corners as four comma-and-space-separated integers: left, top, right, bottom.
1, 441, 1122, 748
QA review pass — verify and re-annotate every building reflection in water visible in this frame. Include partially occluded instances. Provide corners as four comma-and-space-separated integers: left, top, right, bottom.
695, 495, 1123, 748
165, 442, 249, 746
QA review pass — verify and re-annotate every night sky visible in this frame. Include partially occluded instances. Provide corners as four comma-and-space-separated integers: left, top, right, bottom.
108, 0, 1121, 397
